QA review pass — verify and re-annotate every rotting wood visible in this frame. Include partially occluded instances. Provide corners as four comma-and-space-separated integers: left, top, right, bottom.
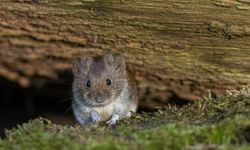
0, 0, 250, 109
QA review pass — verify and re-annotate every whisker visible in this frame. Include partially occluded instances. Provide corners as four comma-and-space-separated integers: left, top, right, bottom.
56, 96, 73, 104
45, 92, 72, 99
63, 100, 80, 114
63, 103, 74, 114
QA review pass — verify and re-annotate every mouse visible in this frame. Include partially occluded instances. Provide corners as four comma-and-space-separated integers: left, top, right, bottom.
72, 53, 138, 126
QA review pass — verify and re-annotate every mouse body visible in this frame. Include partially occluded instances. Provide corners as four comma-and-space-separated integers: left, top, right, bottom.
72, 53, 138, 126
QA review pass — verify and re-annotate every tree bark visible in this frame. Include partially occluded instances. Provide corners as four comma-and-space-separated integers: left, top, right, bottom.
0, 0, 250, 110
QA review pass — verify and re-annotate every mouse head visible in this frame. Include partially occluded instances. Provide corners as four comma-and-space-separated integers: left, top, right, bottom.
72, 53, 127, 107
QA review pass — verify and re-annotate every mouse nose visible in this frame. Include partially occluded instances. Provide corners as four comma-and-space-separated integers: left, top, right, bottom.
96, 95, 104, 103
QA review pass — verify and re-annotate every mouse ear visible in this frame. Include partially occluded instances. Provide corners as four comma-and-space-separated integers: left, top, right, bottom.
72, 56, 92, 75
104, 53, 126, 73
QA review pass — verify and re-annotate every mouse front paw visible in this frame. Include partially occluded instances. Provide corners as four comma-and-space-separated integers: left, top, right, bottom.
106, 114, 119, 127
90, 111, 102, 123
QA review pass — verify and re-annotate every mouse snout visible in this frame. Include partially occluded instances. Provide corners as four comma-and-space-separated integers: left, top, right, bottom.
96, 94, 104, 103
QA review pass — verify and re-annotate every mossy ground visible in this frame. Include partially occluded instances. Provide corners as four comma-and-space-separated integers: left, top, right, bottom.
1, 86, 250, 150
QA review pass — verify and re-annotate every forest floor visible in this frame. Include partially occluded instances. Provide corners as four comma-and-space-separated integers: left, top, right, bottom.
1, 86, 250, 150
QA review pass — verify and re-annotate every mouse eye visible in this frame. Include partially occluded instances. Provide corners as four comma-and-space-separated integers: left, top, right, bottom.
106, 78, 112, 86
85, 80, 91, 88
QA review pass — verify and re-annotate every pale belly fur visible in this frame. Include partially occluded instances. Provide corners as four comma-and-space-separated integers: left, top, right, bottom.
93, 102, 115, 121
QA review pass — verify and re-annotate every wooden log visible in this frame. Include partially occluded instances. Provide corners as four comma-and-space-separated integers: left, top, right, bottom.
0, 0, 250, 109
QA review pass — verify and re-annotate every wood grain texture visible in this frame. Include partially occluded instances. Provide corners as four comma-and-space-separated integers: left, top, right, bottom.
0, 0, 250, 109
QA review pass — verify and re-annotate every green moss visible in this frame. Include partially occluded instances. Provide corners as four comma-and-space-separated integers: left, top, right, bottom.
1, 86, 250, 150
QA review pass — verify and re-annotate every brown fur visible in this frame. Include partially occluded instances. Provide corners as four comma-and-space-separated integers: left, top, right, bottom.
73, 53, 127, 107
72, 53, 138, 124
